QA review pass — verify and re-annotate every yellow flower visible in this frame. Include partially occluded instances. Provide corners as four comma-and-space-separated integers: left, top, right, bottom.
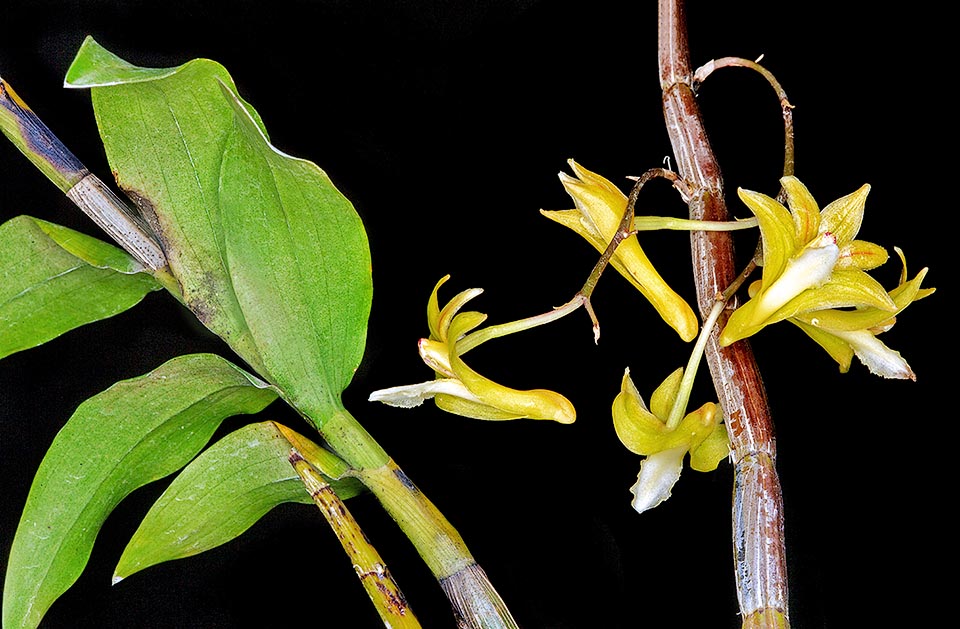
541, 159, 699, 342
369, 275, 576, 423
788, 248, 933, 380
720, 176, 900, 347
612, 367, 729, 514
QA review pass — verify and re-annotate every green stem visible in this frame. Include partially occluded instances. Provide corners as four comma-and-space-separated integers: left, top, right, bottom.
318, 408, 518, 629
356, 460, 519, 629
319, 408, 390, 469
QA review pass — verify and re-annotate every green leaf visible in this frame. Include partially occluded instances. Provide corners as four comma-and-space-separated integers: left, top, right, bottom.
218, 82, 372, 422
114, 421, 364, 582
63, 37, 185, 87
2, 353, 278, 629
0, 215, 159, 360
65, 38, 374, 424
64, 36, 269, 376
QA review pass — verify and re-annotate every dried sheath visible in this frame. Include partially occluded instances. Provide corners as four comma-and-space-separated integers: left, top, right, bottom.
1, 77, 166, 270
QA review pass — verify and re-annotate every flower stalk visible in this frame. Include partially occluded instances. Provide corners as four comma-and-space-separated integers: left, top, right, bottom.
692, 56, 796, 182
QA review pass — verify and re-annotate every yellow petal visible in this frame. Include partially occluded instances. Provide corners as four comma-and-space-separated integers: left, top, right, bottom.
567, 158, 626, 196
562, 159, 629, 236
435, 393, 526, 420
427, 275, 450, 340
649, 367, 683, 421
837, 239, 888, 271
418, 337, 454, 377
676, 402, 721, 452
781, 176, 821, 244
748, 234, 839, 323
781, 268, 896, 317
614, 239, 699, 342
612, 368, 667, 455
737, 187, 799, 285
721, 260, 893, 347
446, 313, 576, 423
438, 289, 485, 342
719, 297, 762, 346
791, 267, 927, 334
819, 183, 870, 246
791, 318, 855, 372
426, 275, 485, 342
540, 208, 599, 242
689, 415, 731, 472
544, 179, 699, 342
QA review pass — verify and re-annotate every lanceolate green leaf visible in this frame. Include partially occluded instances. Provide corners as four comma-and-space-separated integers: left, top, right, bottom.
219, 84, 372, 421
2, 353, 278, 629
114, 421, 364, 582
0, 215, 159, 360
64, 37, 269, 376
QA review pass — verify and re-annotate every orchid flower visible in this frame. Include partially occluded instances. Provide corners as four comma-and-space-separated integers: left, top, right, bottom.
541, 159, 699, 342
613, 367, 729, 514
720, 176, 895, 341
369, 275, 576, 423
789, 248, 933, 380
719, 177, 933, 379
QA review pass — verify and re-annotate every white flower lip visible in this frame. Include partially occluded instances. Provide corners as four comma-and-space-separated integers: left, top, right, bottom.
368, 379, 479, 408
755, 236, 839, 321
629, 446, 687, 515
824, 328, 915, 381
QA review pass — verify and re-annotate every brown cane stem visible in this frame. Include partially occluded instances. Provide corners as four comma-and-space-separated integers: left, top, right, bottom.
658, 2, 790, 628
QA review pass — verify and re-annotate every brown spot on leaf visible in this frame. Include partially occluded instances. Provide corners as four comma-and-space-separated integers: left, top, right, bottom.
117, 185, 168, 248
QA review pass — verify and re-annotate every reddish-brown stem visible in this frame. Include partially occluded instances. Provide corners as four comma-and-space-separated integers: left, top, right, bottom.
658, 2, 790, 628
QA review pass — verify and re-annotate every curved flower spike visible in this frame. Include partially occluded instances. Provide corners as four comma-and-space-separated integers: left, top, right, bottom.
541, 159, 699, 342
369, 276, 576, 423
720, 176, 898, 347
789, 248, 934, 380
612, 368, 729, 514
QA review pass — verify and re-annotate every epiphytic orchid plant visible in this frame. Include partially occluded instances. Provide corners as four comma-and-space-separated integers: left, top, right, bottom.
0, 2, 937, 629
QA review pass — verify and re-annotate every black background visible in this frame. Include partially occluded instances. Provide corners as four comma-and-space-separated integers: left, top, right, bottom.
1, 2, 951, 628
